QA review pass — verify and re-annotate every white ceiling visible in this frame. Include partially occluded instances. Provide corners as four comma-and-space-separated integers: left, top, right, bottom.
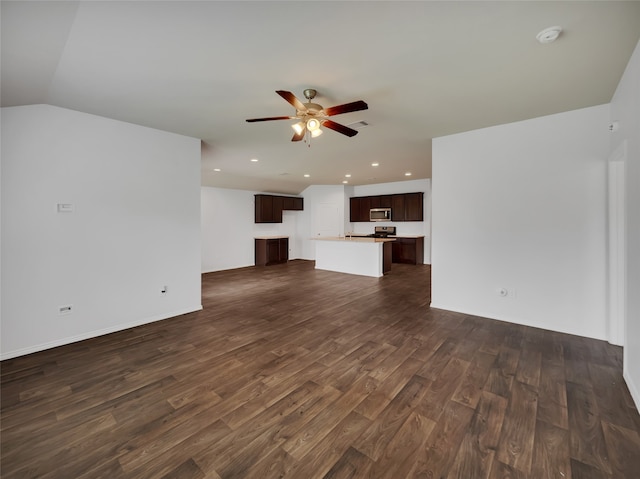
2, 1, 640, 195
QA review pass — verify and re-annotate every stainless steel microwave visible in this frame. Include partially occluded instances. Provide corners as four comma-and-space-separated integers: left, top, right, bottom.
370, 208, 391, 221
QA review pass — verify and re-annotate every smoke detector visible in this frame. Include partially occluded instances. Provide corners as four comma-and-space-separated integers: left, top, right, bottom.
536, 26, 562, 44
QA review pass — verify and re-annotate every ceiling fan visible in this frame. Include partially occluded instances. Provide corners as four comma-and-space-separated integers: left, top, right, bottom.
246, 89, 368, 143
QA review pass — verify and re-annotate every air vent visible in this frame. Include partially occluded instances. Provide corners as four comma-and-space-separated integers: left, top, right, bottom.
347, 121, 369, 130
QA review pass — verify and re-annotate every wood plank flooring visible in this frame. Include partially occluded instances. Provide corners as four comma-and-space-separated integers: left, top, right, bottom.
2, 260, 640, 478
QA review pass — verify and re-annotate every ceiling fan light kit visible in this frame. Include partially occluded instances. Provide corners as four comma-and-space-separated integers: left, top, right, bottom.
291, 121, 305, 135
246, 89, 368, 146
306, 118, 321, 131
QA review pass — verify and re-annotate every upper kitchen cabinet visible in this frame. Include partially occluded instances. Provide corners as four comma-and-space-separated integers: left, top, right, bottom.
350, 192, 423, 222
403, 192, 424, 221
255, 194, 304, 223
391, 194, 405, 221
350, 196, 371, 222
283, 196, 303, 211
379, 195, 392, 208
370, 195, 392, 208
256, 194, 277, 223
349, 197, 361, 223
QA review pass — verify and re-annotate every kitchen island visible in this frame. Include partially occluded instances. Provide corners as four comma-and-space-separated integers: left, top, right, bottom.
313, 236, 395, 278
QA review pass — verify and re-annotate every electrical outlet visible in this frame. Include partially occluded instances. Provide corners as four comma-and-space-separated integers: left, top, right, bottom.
497, 288, 517, 299
59, 304, 73, 315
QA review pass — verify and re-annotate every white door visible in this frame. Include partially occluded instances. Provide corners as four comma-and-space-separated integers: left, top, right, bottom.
315, 203, 340, 238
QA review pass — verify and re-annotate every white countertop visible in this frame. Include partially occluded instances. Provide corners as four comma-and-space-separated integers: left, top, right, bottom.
254, 236, 289, 239
313, 236, 395, 243
348, 234, 425, 239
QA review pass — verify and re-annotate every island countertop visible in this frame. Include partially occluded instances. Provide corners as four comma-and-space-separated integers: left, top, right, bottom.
313, 236, 395, 243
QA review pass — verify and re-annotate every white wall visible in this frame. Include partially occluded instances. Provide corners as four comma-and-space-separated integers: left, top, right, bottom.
201, 186, 304, 272
352, 179, 432, 263
432, 104, 610, 340
300, 185, 347, 260
610, 39, 640, 408
1, 105, 202, 359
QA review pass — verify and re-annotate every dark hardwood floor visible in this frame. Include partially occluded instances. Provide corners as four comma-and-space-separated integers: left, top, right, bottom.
2, 260, 640, 478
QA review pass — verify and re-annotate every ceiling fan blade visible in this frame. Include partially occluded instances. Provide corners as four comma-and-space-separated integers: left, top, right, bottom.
246, 116, 294, 122
276, 90, 307, 112
323, 100, 368, 117
291, 129, 305, 142
322, 120, 359, 137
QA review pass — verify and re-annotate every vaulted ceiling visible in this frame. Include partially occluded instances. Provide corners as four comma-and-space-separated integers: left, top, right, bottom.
3, 1, 640, 194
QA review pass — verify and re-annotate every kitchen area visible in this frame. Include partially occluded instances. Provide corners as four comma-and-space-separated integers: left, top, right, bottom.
201, 179, 430, 274
250, 185, 428, 278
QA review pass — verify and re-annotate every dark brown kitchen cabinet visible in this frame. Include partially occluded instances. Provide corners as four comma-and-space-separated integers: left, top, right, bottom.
350, 192, 424, 222
359, 197, 371, 220
404, 192, 423, 221
349, 196, 370, 222
391, 194, 405, 221
255, 237, 289, 266
378, 195, 392, 208
273, 195, 284, 219
283, 196, 303, 211
391, 237, 424, 264
255, 194, 304, 223
349, 197, 361, 222
255, 194, 276, 223
371, 195, 392, 208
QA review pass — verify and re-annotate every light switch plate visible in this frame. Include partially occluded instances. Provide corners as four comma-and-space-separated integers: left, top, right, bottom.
57, 203, 74, 213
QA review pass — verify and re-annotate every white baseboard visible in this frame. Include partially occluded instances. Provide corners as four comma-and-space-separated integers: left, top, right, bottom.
428, 303, 608, 342
624, 364, 640, 412
0, 305, 203, 361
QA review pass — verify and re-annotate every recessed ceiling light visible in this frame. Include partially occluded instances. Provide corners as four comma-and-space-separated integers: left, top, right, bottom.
304, 174, 310, 178
536, 26, 562, 44
371, 163, 379, 167
345, 174, 351, 178
213, 168, 221, 172
405, 172, 412, 176
343, 180, 348, 184
250, 158, 259, 162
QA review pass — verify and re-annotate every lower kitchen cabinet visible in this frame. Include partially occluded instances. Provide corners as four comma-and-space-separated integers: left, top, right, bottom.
391, 236, 424, 265
255, 237, 289, 266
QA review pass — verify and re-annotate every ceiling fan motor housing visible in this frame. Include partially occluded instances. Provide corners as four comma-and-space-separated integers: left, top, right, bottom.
303, 88, 317, 100
301, 103, 324, 115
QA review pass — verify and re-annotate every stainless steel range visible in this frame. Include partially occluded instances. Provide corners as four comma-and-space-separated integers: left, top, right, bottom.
372, 226, 396, 237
